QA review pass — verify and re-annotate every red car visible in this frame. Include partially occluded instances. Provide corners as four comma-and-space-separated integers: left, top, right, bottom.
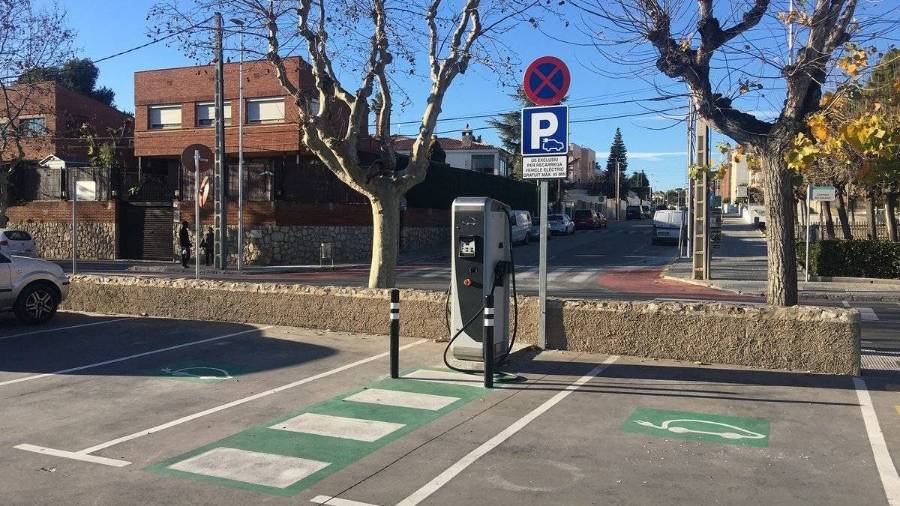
572, 209, 606, 230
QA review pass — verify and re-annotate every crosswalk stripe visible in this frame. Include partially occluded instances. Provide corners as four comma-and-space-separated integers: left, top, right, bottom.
168, 448, 329, 489
568, 270, 597, 284
419, 268, 448, 279
858, 308, 880, 321
270, 413, 405, 442
514, 267, 537, 279
344, 388, 459, 411
547, 267, 576, 282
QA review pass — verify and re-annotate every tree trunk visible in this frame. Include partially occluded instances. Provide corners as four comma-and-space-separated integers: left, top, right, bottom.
368, 190, 401, 288
865, 189, 878, 240
835, 188, 853, 240
886, 192, 898, 242
822, 200, 836, 240
761, 146, 798, 306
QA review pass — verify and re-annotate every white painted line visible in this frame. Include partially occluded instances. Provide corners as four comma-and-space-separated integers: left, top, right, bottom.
546, 267, 576, 282
853, 377, 900, 506
73, 339, 427, 456
568, 270, 596, 284
169, 447, 329, 488
310, 495, 381, 506
344, 388, 459, 411
403, 369, 484, 387
859, 308, 880, 321
396, 355, 619, 506
14, 444, 130, 467
514, 267, 537, 280
271, 413, 404, 442
0, 317, 132, 342
0, 326, 273, 388
420, 268, 448, 279
862, 349, 900, 357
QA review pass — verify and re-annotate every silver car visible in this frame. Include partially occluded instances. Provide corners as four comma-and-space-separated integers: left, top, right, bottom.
0, 253, 69, 323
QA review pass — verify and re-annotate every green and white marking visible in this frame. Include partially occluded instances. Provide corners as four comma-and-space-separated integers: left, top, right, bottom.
622, 407, 770, 447
148, 369, 487, 496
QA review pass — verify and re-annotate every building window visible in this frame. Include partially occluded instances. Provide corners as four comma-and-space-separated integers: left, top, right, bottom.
196, 102, 232, 127
247, 98, 285, 124
148, 105, 182, 129
471, 154, 494, 174
18, 117, 46, 137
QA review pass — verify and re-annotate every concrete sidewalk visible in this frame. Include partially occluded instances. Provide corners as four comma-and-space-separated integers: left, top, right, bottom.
666, 217, 900, 302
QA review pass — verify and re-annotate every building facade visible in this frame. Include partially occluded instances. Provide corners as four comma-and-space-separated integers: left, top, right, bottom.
133, 57, 450, 264
567, 143, 597, 184
394, 126, 512, 177
2, 82, 133, 259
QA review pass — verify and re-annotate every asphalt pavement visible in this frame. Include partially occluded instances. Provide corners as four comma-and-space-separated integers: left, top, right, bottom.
2, 312, 899, 505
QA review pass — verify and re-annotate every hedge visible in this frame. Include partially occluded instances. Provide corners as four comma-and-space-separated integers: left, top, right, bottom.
797, 240, 900, 279
405, 162, 538, 213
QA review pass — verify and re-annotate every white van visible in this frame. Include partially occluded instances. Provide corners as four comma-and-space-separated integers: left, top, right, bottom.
508, 210, 532, 245
651, 210, 685, 245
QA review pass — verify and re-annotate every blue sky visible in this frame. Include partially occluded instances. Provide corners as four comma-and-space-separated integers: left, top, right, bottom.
57, 0, 882, 192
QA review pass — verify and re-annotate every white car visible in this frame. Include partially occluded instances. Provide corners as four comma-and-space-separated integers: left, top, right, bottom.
548, 214, 575, 235
0, 253, 69, 323
651, 210, 686, 245
508, 210, 533, 245
0, 229, 35, 257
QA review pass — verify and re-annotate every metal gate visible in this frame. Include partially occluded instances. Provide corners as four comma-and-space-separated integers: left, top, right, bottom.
119, 202, 174, 260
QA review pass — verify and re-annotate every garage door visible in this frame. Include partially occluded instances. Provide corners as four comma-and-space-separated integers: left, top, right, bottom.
120, 202, 174, 260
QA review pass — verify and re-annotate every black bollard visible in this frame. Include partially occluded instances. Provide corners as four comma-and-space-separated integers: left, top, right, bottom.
483, 294, 494, 388
390, 288, 399, 378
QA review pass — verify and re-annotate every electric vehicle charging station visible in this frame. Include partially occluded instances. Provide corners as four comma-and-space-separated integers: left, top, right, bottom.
449, 197, 512, 364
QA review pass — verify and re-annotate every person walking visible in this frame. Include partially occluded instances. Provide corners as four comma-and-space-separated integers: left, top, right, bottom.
179, 221, 192, 269
200, 227, 214, 266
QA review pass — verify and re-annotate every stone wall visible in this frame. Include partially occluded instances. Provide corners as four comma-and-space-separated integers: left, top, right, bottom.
63, 276, 860, 374
175, 224, 450, 265
6, 201, 117, 260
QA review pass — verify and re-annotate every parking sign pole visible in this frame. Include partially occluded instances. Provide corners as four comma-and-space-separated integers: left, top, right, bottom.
538, 181, 548, 349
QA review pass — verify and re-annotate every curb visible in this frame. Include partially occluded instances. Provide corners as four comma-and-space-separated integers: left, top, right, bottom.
662, 275, 900, 304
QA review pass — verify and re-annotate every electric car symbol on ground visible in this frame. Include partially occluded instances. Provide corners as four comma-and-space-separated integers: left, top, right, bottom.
634, 418, 766, 440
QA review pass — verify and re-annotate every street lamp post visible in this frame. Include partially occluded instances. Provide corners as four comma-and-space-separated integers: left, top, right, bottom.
230, 18, 245, 272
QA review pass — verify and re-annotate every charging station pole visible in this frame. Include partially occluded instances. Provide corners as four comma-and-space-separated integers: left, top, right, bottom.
538, 182, 549, 348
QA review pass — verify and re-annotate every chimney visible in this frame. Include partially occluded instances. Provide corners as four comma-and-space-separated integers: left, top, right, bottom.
460, 123, 473, 148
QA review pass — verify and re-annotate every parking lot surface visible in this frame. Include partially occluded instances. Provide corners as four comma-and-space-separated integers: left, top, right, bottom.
1, 311, 899, 505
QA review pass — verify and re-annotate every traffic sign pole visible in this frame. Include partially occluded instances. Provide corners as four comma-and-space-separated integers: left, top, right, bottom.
538, 181, 548, 349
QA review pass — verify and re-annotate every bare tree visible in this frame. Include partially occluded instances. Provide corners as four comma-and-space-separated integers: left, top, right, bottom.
150, 0, 540, 288
571, 0, 900, 305
0, 1, 73, 225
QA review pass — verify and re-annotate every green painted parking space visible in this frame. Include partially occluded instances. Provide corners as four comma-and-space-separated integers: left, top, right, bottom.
147, 369, 487, 496
621, 407, 770, 447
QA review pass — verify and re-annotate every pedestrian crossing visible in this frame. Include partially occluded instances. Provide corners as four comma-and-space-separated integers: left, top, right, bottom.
402, 265, 605, 286
149, 369, 487, 496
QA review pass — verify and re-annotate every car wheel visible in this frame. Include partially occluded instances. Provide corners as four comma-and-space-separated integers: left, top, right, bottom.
15, 282, 60, 325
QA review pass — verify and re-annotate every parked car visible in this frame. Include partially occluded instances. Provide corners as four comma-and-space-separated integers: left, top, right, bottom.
509, 210, 532, 245
651, 210, 686, 245
596, 212, 608, 228
0, 253, 69, 323
572, 209, 601, 230
0, 229, 35, 257
641, 205, 652, 218
625, 205, 642, 220
529, 216, 551, 241
548, 214, 575, 235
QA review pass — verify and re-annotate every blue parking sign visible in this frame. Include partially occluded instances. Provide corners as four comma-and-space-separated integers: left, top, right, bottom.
521, 106, 568, 156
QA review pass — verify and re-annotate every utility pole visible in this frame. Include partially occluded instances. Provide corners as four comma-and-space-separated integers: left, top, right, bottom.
213, 12, 227, 270
231, 18, 245, 272
615, 160, 620, 220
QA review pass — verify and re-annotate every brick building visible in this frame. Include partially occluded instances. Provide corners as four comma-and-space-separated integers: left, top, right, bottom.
2, 82, 132, 260
132, 57, 450, 264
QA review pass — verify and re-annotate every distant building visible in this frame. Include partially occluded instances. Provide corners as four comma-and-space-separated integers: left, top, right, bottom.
393, 125, 511, 177
567, 144, 597, 184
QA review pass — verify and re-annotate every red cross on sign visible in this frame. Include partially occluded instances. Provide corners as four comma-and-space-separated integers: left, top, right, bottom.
523, 56, 570, 106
